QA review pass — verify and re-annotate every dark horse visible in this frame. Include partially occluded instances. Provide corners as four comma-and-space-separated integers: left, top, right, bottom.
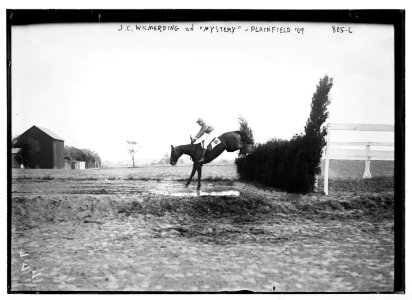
170, 131, 253, 190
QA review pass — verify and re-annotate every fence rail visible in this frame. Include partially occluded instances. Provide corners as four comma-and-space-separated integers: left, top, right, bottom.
322, 123, 394, 195
327, 123, 394, 131
327, 148, 394, 161
328, 141, 394, 147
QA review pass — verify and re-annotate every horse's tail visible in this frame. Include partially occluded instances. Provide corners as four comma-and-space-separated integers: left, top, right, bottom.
234, 130, 254, 145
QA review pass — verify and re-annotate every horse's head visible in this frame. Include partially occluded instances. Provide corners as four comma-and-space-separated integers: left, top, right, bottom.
170, 145, 182, 166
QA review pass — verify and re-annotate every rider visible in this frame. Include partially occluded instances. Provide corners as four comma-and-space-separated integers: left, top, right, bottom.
193, 118, 215, 163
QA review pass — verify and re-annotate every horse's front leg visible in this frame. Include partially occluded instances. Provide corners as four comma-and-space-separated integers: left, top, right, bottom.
185, 164, 197, 187
197, 165, 202, 190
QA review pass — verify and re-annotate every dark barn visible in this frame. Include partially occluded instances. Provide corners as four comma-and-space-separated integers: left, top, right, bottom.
18, 126, 65, 169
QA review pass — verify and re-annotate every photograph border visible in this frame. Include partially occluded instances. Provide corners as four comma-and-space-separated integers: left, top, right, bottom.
6, 9, 405, 294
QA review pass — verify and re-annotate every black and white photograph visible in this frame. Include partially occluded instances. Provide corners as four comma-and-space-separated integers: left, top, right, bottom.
7, 9, 404, 293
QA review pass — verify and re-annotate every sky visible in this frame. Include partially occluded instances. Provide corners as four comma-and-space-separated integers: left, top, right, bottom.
11, 21, 395, 162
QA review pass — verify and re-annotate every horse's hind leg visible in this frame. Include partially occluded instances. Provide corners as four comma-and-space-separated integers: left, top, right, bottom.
197, 165, 202, 190
186, 164, 197, 187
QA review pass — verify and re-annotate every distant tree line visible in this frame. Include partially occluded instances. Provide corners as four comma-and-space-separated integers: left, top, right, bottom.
64, 146, 101, 167
157, 152, 187, 165
158, 152, 170, 165
235, 75, 333, 194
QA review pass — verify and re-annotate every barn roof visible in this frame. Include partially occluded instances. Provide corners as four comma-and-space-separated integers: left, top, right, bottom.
31, 126, 64, 141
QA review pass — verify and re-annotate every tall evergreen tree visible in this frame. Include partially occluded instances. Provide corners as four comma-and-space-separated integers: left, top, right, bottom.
303, 75, 333, 186
238, 115, 255, 145
304, 75, 333, 143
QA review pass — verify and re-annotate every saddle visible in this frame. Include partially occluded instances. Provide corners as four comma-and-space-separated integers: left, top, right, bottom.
191, 135, 221, 151
205, 137, 222, 151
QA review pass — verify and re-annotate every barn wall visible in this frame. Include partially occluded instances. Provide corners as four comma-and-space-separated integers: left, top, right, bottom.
23, 127, 53, 168
53, 140, 65, 169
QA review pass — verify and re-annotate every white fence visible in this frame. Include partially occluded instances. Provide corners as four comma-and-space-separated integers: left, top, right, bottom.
322, 123, 394, 195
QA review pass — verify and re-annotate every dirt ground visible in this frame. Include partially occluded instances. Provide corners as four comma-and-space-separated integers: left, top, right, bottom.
10, 167, 394, 292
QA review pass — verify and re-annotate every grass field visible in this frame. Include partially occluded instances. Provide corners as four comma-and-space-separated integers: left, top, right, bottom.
10, 162, 395, 292
12, 159, 394, 181
319, 160, 394, 179
12, 164, 237, 181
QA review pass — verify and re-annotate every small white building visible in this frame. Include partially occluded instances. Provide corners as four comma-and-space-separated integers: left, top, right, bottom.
71, 161, 86, 170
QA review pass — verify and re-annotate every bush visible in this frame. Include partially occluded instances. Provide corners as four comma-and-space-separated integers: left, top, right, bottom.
12, 136, 40, 168
235, 76, 333, 194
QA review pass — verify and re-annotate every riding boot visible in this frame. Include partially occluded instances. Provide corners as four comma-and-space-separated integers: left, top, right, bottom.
199, 149, 207, 163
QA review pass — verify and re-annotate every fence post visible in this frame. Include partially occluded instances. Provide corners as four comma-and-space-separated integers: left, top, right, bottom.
323, 124, 331, 195
363, 143, 372, 179
323, 123, 393, 192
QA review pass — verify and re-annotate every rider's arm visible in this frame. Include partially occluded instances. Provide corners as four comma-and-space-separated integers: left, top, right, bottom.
195, 124, 207, 139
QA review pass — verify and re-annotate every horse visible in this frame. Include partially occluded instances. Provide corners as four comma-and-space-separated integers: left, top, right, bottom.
170, 131, 253, 190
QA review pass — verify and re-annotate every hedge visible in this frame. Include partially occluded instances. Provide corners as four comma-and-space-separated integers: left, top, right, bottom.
235, 76, 333, 194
